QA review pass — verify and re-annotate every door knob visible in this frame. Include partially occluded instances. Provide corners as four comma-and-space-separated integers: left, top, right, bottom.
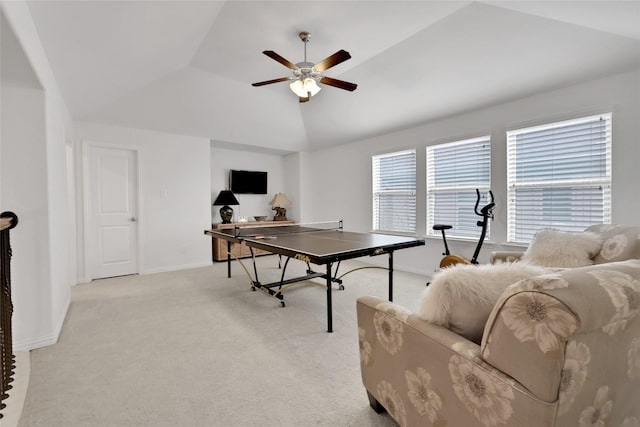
130, 217, 137, 222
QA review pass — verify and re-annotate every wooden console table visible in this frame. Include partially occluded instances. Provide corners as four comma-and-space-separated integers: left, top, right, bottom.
210, 220, 295, 262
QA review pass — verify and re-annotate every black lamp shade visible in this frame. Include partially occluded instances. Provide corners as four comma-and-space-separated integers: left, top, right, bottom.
213, 190, 239, 224
213, 190, 239, 206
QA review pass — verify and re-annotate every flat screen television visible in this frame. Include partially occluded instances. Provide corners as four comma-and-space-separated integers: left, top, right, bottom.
229, 170, 268, 194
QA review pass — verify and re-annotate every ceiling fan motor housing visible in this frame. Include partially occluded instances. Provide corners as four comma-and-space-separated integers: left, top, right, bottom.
294, 62, 318, 79
299, 31, 311, 43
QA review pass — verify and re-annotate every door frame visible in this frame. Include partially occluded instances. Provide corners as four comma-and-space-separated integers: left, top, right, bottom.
82, 140, 144, 282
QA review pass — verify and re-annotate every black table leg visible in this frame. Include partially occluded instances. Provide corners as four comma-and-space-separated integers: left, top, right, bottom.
227, 241, 232, 278
388, 252, 394, 302
250, 247, 260, 284
327, 263, 333, 333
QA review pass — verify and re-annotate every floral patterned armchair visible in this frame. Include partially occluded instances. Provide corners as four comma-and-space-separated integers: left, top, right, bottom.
357, 258, 640, 426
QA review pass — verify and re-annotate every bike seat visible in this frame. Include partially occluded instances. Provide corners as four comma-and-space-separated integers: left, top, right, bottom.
432, 224, 452, 231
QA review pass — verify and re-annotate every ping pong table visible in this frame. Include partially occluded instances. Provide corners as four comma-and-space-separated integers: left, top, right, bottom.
204, 221, 424, 332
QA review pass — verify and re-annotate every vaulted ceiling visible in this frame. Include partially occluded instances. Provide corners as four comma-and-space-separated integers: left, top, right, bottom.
25, 1, 640, 153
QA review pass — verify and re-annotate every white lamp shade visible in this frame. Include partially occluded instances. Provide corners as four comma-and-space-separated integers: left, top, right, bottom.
289, 78, 321, 98
303, 78, 321, 96
289, 79, 306, 97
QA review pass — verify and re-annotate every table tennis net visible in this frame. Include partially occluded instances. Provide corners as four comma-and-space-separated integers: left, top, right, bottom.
233, 220, 343, 238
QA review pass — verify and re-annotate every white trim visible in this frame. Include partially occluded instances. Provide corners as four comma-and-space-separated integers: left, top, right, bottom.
370, 144, 417, 158
424, 128, 494, 149
13, 333, 58, 352
142, 261, 212, 275
506, 112, 611, 136
506, 113, 612, 243
13, 295, 69, 350
356, 256, 425, 277
82, 140, 144, 281
372, 149, 417, 233
136, 151, 145, 278
504, 107, 615, 134
372, 148, 415, 159
426, 136, 492, 238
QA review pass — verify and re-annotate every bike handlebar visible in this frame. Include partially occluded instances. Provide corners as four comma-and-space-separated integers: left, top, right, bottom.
474, 189, 495, 218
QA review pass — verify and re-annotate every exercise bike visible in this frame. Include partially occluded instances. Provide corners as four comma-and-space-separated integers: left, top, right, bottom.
433, 189, 495, 269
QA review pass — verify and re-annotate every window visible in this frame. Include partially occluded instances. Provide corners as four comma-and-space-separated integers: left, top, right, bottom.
507, 113, 612, 243
372, 150, 416, 233
426, 137, 491, 239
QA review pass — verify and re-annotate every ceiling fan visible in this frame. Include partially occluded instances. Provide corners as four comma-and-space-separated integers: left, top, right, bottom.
251, 31, 357, 103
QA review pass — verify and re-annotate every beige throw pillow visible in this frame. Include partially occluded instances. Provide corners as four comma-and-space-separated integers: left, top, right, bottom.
586, 224, 640, 264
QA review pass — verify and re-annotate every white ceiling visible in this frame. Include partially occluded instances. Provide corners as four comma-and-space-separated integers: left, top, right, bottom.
24, 0, 640, 153
1, 10, 42, 90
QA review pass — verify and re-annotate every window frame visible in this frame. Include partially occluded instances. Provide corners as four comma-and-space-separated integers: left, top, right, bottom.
506, 113, 612, 244
426, 136, 492, 239
371, 149, 417, 234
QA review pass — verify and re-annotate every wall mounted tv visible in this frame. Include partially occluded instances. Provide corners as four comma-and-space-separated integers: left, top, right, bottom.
229, 170, 268, 194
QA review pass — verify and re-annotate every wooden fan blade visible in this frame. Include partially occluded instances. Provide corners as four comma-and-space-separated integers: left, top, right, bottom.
299, 96, 310, 103
263, 50, 298, 70
319, 76, 357, 92
313, 50, 351, 72
251, 77, 291, 87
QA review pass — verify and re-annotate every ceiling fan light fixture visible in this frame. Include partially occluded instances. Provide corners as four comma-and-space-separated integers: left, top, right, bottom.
289, 77, 321, 98
253, 31, 356, 102
289, 79, 305, 97
304, 77, 321, 96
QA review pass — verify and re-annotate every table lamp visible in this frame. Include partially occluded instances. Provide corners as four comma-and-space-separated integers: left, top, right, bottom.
213, 190, 239, 224
268, 193, 291, 221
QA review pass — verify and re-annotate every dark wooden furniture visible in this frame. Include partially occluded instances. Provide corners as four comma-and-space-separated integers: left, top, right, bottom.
0, 212, 18, 419
210, 220, 294, 262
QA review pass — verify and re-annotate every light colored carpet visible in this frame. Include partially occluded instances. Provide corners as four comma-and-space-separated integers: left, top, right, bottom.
18, 256, 429, 427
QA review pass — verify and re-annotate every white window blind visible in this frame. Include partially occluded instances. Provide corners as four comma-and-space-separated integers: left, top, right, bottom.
426, 137, 491, 238
507, 113, 612, 243
372, 150, 416, 233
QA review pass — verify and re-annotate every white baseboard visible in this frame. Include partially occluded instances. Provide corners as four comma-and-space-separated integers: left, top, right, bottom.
13, 333, 57, 352
356, 257, 429, 277
79, 261, 213, 283
142, 261, 212, 275
13, 296, 69, 352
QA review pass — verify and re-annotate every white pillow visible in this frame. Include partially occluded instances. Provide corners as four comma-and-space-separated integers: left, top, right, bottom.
522, 229, 602, 268
418, 263, 549, 344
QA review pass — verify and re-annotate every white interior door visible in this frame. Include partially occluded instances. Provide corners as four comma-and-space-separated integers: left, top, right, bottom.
88, 146, 139, 279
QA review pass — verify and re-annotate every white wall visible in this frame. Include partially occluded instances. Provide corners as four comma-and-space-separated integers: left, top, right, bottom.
46, 82, 75, 340
1, 1, 76, 350
300, 69, 640, 276
0, 86, 54, 349
210, 146, 289, 223
283, 152, 302, 222
75, 123, 212, 278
